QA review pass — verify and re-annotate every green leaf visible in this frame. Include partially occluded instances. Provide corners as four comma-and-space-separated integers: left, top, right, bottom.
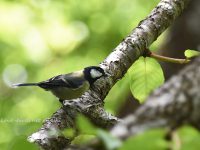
63, 128, 75, 138
177, 126, 200, 150
119, 129, 168, 150
97, 129, 122, 150
184, 49, 200, 58
128, 57, 164, 102
76, 114, 97, 135
72, 134, 96, 145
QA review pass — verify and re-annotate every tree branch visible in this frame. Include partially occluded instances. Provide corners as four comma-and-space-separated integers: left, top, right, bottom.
111, 57, 200, 139
149, 51, 190, 64
28, 0, 190, 149
46, 57, 200, 150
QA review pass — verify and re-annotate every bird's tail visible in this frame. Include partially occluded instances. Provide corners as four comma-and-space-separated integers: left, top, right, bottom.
12, 83, 38, 88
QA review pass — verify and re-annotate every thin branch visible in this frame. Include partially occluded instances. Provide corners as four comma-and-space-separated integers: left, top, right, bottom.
150, 52, 190, 64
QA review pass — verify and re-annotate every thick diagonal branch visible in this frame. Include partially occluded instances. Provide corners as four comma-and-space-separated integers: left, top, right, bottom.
111, 57, 200, 139
28, 0, 190, 149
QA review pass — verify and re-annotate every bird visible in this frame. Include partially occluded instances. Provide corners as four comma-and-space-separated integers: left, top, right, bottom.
13, 66, 107, 103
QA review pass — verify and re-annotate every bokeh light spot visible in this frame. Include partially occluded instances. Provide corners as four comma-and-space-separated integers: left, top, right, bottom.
2, 64, 27, 87
21, 27, 51, 63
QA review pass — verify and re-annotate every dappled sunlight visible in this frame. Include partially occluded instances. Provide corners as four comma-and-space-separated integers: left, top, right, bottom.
43, 21, 89, 54
21, 27, 51, 63
0, 3, 31, 36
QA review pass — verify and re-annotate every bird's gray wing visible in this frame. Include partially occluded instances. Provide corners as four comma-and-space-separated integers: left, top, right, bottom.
38, 74, 84, 90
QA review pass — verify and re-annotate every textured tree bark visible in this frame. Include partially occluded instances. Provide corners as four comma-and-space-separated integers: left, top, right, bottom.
28, 0, 190, 149
159, 0, 200, 79
111, 57, 200, 139
118, 0, 200, 120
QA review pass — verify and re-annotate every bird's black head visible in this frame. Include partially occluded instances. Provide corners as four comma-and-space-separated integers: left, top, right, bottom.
83, 66, 106, 85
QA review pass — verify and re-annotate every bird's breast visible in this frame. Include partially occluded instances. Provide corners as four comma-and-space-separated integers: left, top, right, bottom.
50, 81, 90, 100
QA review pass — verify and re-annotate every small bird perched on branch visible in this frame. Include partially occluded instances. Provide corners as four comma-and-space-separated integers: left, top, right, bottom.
13, 66, 107, 103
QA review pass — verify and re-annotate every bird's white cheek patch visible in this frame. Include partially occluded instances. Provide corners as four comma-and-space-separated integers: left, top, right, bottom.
90, 69, 102, 78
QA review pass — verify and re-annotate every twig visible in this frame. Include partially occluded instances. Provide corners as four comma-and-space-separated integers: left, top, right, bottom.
150, 52, 190, 64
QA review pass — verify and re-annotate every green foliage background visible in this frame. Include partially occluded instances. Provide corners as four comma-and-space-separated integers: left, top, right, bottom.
1, 0, 199, 150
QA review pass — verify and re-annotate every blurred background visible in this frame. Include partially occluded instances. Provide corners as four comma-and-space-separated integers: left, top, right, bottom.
0, 0, 200, 149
